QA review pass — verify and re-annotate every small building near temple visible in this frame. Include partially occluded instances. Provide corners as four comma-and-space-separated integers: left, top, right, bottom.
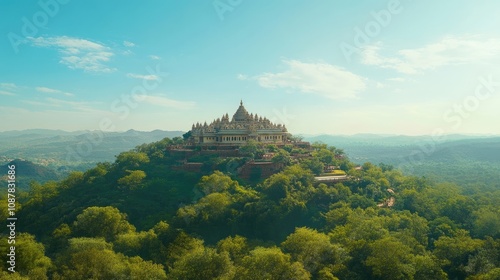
187, 101, 289, 146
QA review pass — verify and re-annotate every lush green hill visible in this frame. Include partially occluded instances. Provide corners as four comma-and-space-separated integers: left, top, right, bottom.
1, 137, 499, 279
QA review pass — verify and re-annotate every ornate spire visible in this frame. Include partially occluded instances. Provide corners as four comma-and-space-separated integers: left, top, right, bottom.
233, 101, 249, 121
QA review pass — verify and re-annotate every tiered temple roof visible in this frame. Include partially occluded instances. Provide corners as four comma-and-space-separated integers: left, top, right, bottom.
189, 101, 288, 145
190, 101, 287, 135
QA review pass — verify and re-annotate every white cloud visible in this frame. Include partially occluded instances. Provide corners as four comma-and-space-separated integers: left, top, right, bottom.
0, 90, 15, 96
21, 97, 98, 112
138, 95, 195, 109
45, 97, 89, 108
126, 73, 160, 81
29, 36, 116, 73
0, 83, 18, 95
0, 83, 17, 89
247, 60, 366, 99
149, 55, 161, 60
361, 36, 500, 74
237, 74, 248, 80
123, 40, 135, 47
36, 86, 74, 97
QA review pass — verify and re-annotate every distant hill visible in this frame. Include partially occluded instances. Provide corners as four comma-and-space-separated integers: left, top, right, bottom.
0, 129, 184, 172
0, 159, 61, 190
304, 134, 500, 189
304, 134, 500, 164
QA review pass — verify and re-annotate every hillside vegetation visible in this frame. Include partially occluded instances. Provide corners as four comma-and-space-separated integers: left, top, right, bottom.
1, 137, 499, 279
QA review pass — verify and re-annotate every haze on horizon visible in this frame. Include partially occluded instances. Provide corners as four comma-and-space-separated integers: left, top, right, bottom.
1, 1, 500, 136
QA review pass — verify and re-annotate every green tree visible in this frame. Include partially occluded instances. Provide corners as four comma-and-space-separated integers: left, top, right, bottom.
272, 149, 292, 167
127, 256, 167, 280
412, 254, 447, 280
365, 236, 416, 280
468, 268, 500, 280
182, 131, 192, 140
0, 233, 52, 279
83, 162, 110, 184
217, 235, 249, 264
117, 170, 147, 190
314, 148, 335, 165
197, 171, 238, 195
301, 157, 325, 175
165, 232, 205, 267
114, 229, 163, 262
237, 247, 310, 280
177, 192, 232, 224
0, 272, 29, 279
463, 237, 500, 277
282, 227, 346, 277
434, 229, 484, 279
115, 151, 150, 169
168, 248, 235, 280
55, 237, 166, 280
56, 248, 127, 279
239, 140, 260, 159
472, 207, 500, 238
262, 173, 290, 200
72, 206, 136, 241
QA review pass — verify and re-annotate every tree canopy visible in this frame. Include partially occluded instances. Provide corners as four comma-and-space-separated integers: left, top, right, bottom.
5, 137, 500, 279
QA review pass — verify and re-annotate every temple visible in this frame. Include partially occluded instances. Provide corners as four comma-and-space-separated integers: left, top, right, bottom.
187, 101, 289, 146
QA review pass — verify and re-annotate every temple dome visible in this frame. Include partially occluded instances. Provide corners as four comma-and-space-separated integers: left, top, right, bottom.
232, 100, 250, 121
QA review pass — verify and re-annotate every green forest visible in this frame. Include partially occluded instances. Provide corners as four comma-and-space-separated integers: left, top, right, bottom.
1, 137, 500, 280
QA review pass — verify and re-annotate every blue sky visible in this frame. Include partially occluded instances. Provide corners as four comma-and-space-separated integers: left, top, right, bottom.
1, 0, 500, 135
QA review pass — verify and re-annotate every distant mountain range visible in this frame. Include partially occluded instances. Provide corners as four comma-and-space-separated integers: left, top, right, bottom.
0, 129, 183, 164
303, 134, 500, 164
0, 129, 184, 189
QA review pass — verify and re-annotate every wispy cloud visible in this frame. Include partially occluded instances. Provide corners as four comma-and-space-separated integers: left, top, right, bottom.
126, 73, 160, 81
0, 91, 15, 96
0, 83, 18, 96
138, 95, 195, 109
149, 55, 161, 60
123, 40, 135, 47
29, 36, 116, 73
361, 36, 500, 74
242, 60, 366, 99
36, 86, 74, 97
45, 97, 92, 108
21, 97, 99, 112
0, 83, 17, 89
